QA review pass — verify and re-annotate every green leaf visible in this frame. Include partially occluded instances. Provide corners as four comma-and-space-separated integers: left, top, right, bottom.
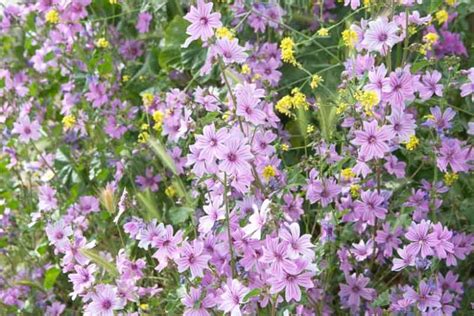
243, 288, 261, 302
158, 15, 188, 70
373, 290, 390, 307
148, 138, 178, 175
43, 267, 60, 290
80, 249, 118, 276
168, 206, 193, 224
137, 190, 161, 221
318, 103, 336, 141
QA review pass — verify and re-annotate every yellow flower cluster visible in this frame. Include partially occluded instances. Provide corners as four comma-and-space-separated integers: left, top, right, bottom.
45, 9, 60, 24
446, 0, 456, 6
280, 143, 289, 151
435, 10, 449, 25
280, 37, 298, 66
62, 115, 76, 130
152, 111, 164, 131
216, 27, 234, 40
275, 88, 308, 117
142, 92, 154, 107
310, 74, 323, 89
138, 124, 149, 143
317, 28, 329, 37
355, 90, 379, 114
350, 184, 360, 198
165, 185, 176, 198
109, 0, 119, 4
419, 32, 439, 55
444, 172, 458, 186
96, 38, 110, 49
122, 75, 130, 82
336, 102, 348, 115
405, 135, 420, 151
341, 168, 355, 180
262, 165, 277, 180
306, 124, 315, 134
342, 28, 358, 48
241, 64, 250, 75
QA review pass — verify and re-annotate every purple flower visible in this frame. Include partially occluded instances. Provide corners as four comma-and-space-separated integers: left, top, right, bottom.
136, 12, 152, 33
235, 82, 266, 125
423, 106, 456, 131
216, 132, 253, 176
437, 271, 463, 294
403, 281, 441, 312
362, 17, 400, 55
84, 284, 125, 316
38, 185, 58, 211
436, 138, 471, 173
460, 68, 474, 100
352, 120, 393, 161
182, 287, 215, 316
78, 195, 100, 214
354, 190, 388, 226
350, 239, 375, 261
85, 82, 108, 108
46, 220, 73, 251
215, 38, 247, 64
418, 70, 443, 100
12, 116, 41, 143
183, 0, 222, 47
375, 223, 402, 257
384, 155, 406, 178
252, 130, 277, 156
45, 302, 66, 316
262, 237, 297, 275
218, 279, 249, 316
432, 222, 454, 259
386, 108, 416, 142
199, 197, 225, 235
119, 40, 144, 60
306, 177, 341, 207
195, 124, 228, 160
152, 225, 183, 271
176, 240, 211, 279
392, 246, 416, 271
243, 200, 270, 240
268, 260, 314, 302
135, 168, 161, 192
279, 222, 314, 259
339, 273, 375, 308
382, 66, 416, 108
69, 264, 96, 299
405, 220, 438, 258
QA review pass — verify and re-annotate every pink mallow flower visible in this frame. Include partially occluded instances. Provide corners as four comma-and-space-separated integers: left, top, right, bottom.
218, 279, 249, 316
183, 0, 222, 47
352, 120, 393, 161
176, 240, 211, 279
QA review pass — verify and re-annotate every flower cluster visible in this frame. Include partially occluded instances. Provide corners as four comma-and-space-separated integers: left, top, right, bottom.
0, 0, 473, 315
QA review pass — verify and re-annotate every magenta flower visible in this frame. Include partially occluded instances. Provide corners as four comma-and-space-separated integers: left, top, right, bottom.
69, 264, 96, 299
252, 130, 277, 156
85, 82, 108, 108
135, 168, 161, 192
183, 0, 222, 47
338, 273, 375, 308
199, 197, 225, 235
382, 66, 416, 108
306, 178, 341, 207
38, 185, 58, 212
216, 133, 253, 176
235, 83, 266, 125
46, 220, 73, 251
384, 155, 406, 178
431, 222, 454, 259
423, 106, 456, 131
418, 70, 443, 100
218, 279, 249, 316
405, 220, 438, 258
375, 223, 402, 257
12, 116, 41, 143
176, 240, 211, 279
182, 287, 215, 316
152, 225, 183, 271
242, 200, 270, 240
436, 138, 471, 173
403, 281, 441, 312
279, 222, 314, 259
350, 239, 375, 262
386, 108, 416, 142
215, 38, 247, 65
352, 120, 393, 161
362, 17, 400, 55
354, 190, 387, 226
84, 284, 125, 316
195, 124, 228, 160
136, 12, 152, 33
460, 68, 474, 100
392, 246, 416, 271
268, 260, 314, 302
262, 237, 297, 275
77, 195, 100, 214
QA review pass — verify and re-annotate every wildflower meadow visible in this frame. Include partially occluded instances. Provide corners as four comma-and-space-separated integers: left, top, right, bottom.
1, 0, 474, 315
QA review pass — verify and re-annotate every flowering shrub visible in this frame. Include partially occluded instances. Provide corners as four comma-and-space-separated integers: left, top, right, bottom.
1, 0, 474, 315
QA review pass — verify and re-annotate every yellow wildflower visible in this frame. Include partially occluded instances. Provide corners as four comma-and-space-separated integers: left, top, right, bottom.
262, 165, 277, 180
122, 75, 130, 82
291, 88, 308, 110
435, 10, 449, 25
96, 37, 109, 49
275, 95, 293, 117
216, 27, 234, 40
405, 135, 420, 151
350, 184, 360, 198
276, 88, 309, 117
336, 102, 348, 115
446, 0, 456, 6
306, 124, 315, 134
341, 168, 355, 180
444, 172, 458, 186
355, 90, 379, 114
109, 0, 119, 4
142, 92, 154, 107
165, 185, 176, 198
280, 144, 289, 151
408, 26, 417, 36
280, 37, 298, 66
342, 28, 358, 48
138, 131, 149, 143
241, 64, 250, 75
317, 28, 329, 37
423, 32, 439, 44
152, 111, 164, 131
45, 10, 60, 24
310, 74, 323, 89
62, 115, 76, 130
